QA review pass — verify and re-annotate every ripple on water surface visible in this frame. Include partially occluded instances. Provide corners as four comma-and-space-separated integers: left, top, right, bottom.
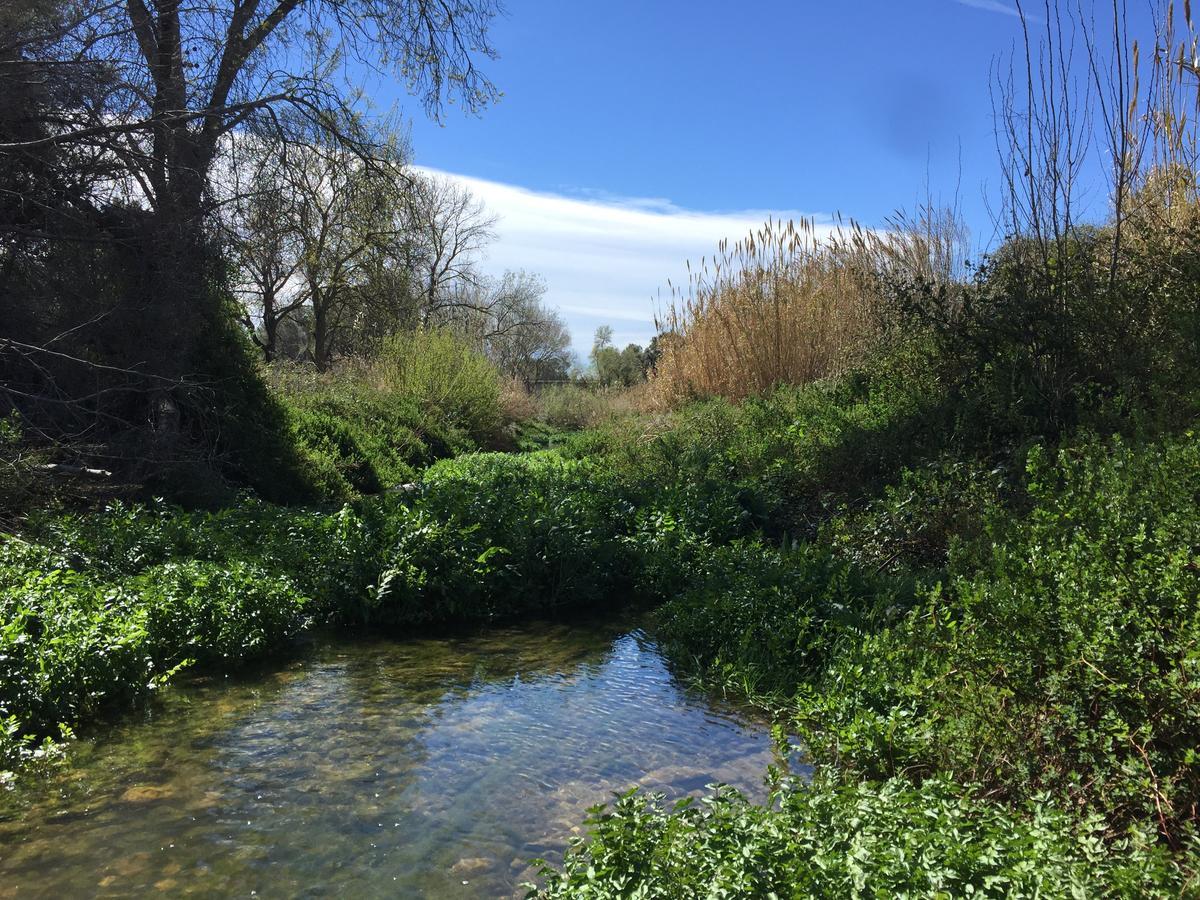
0, 615, 790, 898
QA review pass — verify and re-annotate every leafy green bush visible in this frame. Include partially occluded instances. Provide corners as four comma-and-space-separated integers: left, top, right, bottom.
821, 456, 1009, 574
22, 498, 384, 615
888, 215, 1200, 444
790, 432, 1200, 846
373, 328, 504, 442
561, 358, 945, 543
511, 419, 571, 452
366, 453, 638, 624
531, 775, 1185, 898
136, 560, 309, 664
271, 364, 463, 501
653, 541, 912, 698
936, 435, 1200, 834
0, 539, 309, 771
261, 329, 511, 502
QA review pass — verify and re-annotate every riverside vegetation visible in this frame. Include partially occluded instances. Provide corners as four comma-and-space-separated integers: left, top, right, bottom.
6, 5, 1200, 897
5, 197, 1200, 893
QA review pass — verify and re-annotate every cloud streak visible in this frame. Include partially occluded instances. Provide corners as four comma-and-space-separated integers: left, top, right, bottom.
417, 167, 831, 354
955, 0, 1023, 18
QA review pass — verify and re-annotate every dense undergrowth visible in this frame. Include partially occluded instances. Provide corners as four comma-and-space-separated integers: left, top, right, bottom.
6, 192, 1200, 897
266, 329, 513, 502
535, 777, 1179, 897
5, 349, 1199, 891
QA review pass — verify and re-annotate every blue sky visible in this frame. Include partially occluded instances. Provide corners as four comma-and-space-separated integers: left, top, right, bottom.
365, 0, 1156, 352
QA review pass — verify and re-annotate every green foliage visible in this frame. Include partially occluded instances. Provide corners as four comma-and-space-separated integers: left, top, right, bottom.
931, 435, 1200, 833
0, 536, 309, 772
262, 329, 510, 502
589, 326, 648, 388
22, 498, 383, 614
196, 292, 324, 505
536, 355, 1200, 885
511, 419, 571, 452
561, 354, 944, 542
374, 329, 504, 441
821, 456, 1009, 574
0, 494, 397, 770
531, 775, 1186, 898
536, 384, 613, 430
591, 343, 647, 388
367, 453, 637, 624
272, 364, 482, 508
889, 223, 1200, 444
758, 433, 1200, 846
135, 561, 309, 664
279, 380, 434, 500
653, 541, 912, 698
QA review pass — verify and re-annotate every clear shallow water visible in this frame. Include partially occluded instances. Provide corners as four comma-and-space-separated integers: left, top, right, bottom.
0, 616, 787, 898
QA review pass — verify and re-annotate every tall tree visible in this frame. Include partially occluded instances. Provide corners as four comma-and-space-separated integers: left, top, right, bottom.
403, 172, 498, 318
285, 138, 405, 371
221, 146, 309, 362
590, 326, 645, 387
1, 0, 499, 223
455, 271, 572, 386
1, 0, 501, 423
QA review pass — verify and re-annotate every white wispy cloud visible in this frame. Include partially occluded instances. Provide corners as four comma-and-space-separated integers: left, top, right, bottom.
416, 167, 832, 355
955, 0, 1024, 18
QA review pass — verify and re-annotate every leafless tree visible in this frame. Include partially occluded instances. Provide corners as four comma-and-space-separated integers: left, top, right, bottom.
403, 172, 498, 318
995, 1, 1167, 276
220, 143, 309, 361
444, 269, 572, 386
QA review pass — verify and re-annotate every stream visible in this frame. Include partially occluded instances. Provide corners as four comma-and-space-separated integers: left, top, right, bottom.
0, 614, 789, 898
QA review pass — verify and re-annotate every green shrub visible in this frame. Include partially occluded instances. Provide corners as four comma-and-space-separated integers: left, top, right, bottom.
888, 219, 1200, 444
366, 453, 638, 624
272, 365, 454, 500
260, 329, 508, 503
653, 540, 912, 698
19, 498, 383, 618
560, 358, 946, 543
511, 419, 571, 452
793, 432, 1200, 845
937, 435, 1200, 834
821, 456, 1009, 574
0, 538, 309, 771
136, 560, 309, 664
531, 774, 1186, 898
373, 329, 504, 443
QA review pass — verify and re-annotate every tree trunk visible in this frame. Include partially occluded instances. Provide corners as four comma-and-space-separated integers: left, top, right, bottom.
312, 288, 330, 372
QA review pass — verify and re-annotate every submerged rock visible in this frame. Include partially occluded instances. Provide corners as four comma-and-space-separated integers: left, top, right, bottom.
119, 784, 175, 803
451, 856, 494, 876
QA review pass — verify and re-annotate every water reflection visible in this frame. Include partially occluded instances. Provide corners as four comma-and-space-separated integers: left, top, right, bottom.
0, 615, 790, 898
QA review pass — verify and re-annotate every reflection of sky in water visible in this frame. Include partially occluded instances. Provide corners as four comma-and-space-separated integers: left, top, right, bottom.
0, 616, 791, 899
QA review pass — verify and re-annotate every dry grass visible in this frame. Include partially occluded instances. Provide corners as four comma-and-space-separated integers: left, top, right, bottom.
535, 383, 654, 430
499, 377, 540, 424
650, 213, 967, 405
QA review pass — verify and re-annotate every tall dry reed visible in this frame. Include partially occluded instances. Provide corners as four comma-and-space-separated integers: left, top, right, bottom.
650, 213, 967, 404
